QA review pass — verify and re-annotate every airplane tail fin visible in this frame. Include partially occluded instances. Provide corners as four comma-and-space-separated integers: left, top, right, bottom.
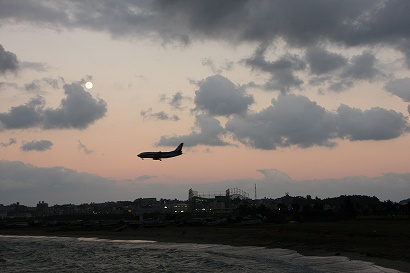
175, 143, 183, 152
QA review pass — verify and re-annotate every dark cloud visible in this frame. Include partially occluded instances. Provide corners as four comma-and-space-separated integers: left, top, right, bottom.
157, 114, 230, 147
307, 50, 385, 93
384, 78, 410, 102
140, 108, 179, 121
243, 45, 306, 93
397, 40, 410, 69
340, 51, 383, 81
194, 74, 254, 116
0, 138, 17, 147
78, 140, 93, 155
43, 83, 107, 129
0, 96, 45, 129
336, 104, 409, 141
21, 140, 53, 151
243, 46, 385, 94
2, 1, 410, 61
364, 1, 410, 68
0, 82, 107, 130
152, 1, 410, 67
0, 1, 158, 42
0, 44, 18, 75
305, 47, 347, 75
226, 94, 337, 149
151, 0, 363, 45
226, 94, 409, 150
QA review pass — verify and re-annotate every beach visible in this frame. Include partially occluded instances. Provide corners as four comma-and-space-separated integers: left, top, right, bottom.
1, 220, 409, 272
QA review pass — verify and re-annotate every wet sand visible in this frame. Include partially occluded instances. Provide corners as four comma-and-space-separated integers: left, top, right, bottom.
1, 220, 409, 272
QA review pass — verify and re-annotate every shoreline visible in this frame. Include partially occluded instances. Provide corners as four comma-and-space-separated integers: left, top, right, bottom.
1, 220, 409, 272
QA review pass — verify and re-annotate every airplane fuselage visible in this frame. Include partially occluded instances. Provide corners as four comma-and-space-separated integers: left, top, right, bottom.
137, 143, 183, 161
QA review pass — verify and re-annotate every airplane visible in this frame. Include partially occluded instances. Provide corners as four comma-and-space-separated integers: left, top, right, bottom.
137, 143, 183, 161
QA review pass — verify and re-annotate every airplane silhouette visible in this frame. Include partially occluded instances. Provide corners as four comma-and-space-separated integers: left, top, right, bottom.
137, 143, 183, 161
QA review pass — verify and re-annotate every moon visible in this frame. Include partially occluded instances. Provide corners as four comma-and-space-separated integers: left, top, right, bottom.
85, 81, 93, 89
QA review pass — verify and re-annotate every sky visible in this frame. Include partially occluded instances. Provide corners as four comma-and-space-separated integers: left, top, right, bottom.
1, 0, 410, 206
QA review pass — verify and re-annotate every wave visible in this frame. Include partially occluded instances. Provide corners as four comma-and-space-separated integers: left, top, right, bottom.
0, 235, 401, 272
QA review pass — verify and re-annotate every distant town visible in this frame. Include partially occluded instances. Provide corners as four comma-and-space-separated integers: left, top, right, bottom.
1, 187, 409, 229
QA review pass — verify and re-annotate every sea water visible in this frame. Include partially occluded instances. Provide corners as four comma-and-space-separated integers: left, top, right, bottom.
0, 235, 401, 272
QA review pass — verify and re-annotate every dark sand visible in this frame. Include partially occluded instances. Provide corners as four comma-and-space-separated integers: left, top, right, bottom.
1, 220, 409, 272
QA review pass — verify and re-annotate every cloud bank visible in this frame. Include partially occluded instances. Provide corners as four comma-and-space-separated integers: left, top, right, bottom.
226, 94, 337, 149
163, 90, 409, 149
0, 161, 117, 205
3, 1, 410, 64
1, 160, 409, 206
